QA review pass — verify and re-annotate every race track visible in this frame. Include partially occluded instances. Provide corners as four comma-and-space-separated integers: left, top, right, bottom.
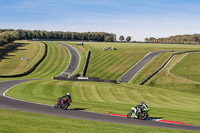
57, 43, 80, 76
0, 43, 200, 131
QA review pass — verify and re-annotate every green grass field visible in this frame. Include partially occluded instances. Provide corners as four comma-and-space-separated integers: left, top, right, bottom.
1, 109, 196, 133
0, 41, 45, 76
6, 79, 200, 126
1, 41, 200, 132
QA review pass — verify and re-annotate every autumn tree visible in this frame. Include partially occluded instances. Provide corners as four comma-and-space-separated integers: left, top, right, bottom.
126, 36, 131, 42
119, 35, 124, 42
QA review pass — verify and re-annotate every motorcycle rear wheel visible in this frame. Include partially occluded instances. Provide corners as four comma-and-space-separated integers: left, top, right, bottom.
64, 103, 69, 110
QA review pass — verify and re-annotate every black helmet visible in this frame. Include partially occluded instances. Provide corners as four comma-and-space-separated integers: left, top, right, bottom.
141, 101, 145, 105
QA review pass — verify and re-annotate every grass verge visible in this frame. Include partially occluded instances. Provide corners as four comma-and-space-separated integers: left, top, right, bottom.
0, 109, 198, 133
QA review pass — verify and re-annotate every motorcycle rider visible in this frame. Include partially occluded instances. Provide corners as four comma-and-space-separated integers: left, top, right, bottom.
60, 93, 72, 104
131, 101, 148, 118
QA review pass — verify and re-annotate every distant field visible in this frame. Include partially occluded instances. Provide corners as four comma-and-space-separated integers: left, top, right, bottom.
6, 79, 200, 126
0, 41, 70, 81
0, 109, 194, 133
0, 41, 45, 76
171, 52, 200, 82
63, 42, 200, 80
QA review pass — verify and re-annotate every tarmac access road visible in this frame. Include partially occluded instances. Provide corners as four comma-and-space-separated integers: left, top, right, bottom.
118, 51, 172, 83
0, 43, 200, 131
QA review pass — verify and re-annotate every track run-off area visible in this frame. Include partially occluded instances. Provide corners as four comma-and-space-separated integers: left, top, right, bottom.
0, 42, 200, 132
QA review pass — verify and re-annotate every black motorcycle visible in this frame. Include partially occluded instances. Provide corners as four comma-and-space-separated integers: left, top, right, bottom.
54, 98, 71, 110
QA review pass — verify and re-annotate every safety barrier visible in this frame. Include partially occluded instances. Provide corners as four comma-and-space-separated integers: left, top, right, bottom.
82, 50, 91, 77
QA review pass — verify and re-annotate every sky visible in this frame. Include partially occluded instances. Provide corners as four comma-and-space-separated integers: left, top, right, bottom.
0, 0, 200, 41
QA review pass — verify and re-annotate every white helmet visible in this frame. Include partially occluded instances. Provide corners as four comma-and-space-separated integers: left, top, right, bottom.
67, 93, 70, 96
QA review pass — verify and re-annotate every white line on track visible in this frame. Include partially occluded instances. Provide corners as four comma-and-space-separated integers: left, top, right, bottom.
3, 80, 53, 107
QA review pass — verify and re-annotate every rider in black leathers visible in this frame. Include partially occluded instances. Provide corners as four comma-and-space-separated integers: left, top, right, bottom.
60, 93, 72, 104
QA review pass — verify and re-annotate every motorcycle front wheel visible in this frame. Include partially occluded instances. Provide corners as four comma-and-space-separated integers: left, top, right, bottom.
54, 104, 58, 109
127, 111, 132, 118
139, 111, 148, 120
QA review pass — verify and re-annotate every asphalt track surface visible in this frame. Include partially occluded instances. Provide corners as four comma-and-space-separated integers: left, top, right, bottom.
57, 43, 80, 76
118, 51, 172, 83
0, 44, 200, 131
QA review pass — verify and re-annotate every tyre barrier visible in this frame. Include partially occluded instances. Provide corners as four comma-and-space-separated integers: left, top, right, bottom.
82, 50, 91, 77
140, 50, 200, 85
0, 42, 48, 77
53, 76, 117, 84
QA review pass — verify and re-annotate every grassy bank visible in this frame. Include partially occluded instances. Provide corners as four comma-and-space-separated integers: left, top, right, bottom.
171, 52, 200, 82
144, 52, 200, 94
0, 41, 45, 76
0, 42, 70, 81
6, 79, 200, 126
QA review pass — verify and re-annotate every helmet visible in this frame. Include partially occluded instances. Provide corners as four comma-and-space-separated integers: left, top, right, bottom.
67, 93, 70, 96
141, 101, 145, 105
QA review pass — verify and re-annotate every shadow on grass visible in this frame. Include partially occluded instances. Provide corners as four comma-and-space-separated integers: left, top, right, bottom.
0, 43, 28, 62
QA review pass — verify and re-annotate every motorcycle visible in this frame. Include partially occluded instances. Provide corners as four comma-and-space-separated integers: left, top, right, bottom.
127, 104, 150, 120
54, 98, 71, 110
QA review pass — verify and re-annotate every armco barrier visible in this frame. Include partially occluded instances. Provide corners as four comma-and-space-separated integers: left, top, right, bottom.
0, 42, 48, 77
82, 50, 91, 77
140, 50, 200, 85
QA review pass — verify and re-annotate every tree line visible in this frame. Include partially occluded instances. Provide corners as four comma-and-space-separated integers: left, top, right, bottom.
0, 29, 116, 42
0, 31, 17, 47
145, 34, 200, 45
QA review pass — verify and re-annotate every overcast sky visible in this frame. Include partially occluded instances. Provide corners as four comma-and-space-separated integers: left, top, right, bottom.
0, 0, 200, 41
